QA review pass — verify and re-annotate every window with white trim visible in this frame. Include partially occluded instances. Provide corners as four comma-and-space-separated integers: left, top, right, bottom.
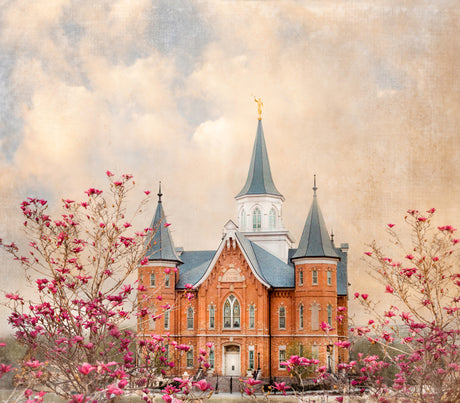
249, 350, 255, 370
269, 208, 276, 230
187, 307, 194, 329
279, 306, 286, 329
209, 348, 214, 369
299, 304, 304, 329
223, 295, 240, 329
186, 348, 193, 367
240, 209, 246, 230
327, 270, 332, 286
164, 310, 170, 330
252, 208, 261, 231
165, 274, 170, 288
299, 270, 303, 286
312, 270, 318, 285
327, 304, 333, 327
279, 347, 286, 369
249, 305, 255, 329
150, 273, 156, 287
209, 305, 215, 329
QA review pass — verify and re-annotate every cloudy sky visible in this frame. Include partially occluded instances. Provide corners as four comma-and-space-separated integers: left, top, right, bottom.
0, 0, 459, 331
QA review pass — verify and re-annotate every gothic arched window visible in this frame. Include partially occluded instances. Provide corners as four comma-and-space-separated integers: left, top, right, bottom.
252, 208, 261, 231
223, 295, 240, 329
269, 208, 276, 230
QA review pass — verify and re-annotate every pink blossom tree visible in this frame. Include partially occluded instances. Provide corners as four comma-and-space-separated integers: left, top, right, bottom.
0, 173, 212, 402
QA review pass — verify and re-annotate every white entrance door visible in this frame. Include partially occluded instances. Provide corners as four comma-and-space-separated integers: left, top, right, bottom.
224, 346, 240, 376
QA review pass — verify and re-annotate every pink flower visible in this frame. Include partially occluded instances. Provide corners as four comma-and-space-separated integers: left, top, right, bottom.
164, 268, 171, 274
418, 217, 427, 222
438, 225, 456, 233
385, 285, 394, 293
206, 342, 213, 348
193, 379, 213, 392
273, 381, 290, 395
77, 363, 95, 375
388, 223, 395, 228
185, 283, 194, 290
405, 254, 414, 260
144, 190, 151, 195
106, 170, 114, 177
164, 223, 171, 227
364, 252, 372, 256
84, 188, 103, 196
24, 360, 44, 369
427, 208, 436, 214
432, 256, 439, 261
361, 294, 368, 300
140, 257, 148, 266
354, 292, 360, 298
6, 293, 22, 300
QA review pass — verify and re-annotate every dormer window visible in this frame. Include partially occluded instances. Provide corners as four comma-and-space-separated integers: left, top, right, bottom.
252, 208, 261, 231
223, 295, 240, 329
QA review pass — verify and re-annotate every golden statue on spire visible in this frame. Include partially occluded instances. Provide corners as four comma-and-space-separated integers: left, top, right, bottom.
254, 97, 263, 120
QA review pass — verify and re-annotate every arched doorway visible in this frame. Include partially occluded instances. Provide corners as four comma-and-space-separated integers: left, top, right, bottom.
224, 345, 240, 376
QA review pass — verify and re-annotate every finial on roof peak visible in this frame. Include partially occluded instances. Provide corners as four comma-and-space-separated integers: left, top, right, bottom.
254, 96, 263, 120
313, 174, 318, 196
157, 181, 163, 203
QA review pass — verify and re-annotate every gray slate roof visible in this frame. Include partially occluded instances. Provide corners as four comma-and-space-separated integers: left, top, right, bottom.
176, 231, 294, 289
175, 250, 215, 288
145, 200, 182, 264
292, 192, 339, 260
235, 120, 282, 198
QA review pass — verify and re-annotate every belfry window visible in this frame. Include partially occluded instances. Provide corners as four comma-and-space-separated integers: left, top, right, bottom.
279, 306, 286, 329
240, 209, 246, 230
252, 208, 261, 231
223, 295, 240, 329
269, 208, 276, 230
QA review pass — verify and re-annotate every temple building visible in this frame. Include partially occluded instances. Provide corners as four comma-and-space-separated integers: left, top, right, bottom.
137, 110, 349, 382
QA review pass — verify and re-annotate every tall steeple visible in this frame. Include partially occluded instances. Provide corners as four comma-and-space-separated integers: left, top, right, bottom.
292, 177, 339, 260
145, 183, 182, 264
235, 119, 282, 198
235, 103, 293, 262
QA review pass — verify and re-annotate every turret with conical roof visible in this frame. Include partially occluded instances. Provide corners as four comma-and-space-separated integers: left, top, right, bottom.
145, 183, 182, 264
292, 176, 339, 260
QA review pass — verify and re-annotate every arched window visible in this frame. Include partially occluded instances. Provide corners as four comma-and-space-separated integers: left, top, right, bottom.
299, 304, 304, 329
327, 304, 333, 327
249, 305, 255, 329
310, 303, 320, 331
252, 208, 261, 231
186, 348, 193, 367
223, 295, 240, 329
209, 305, 215, 329
269, 208, 276, 230
187, 307, 194, 329
240, 209, 246, 230
279, 306, 286, 329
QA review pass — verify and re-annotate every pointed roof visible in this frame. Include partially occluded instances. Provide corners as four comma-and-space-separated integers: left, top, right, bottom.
235, 120, 282, 198
292, 177, 339, 260
145, 184, 182, 264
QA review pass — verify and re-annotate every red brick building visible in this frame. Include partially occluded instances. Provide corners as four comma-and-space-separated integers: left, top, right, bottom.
138, 116, 349, 381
